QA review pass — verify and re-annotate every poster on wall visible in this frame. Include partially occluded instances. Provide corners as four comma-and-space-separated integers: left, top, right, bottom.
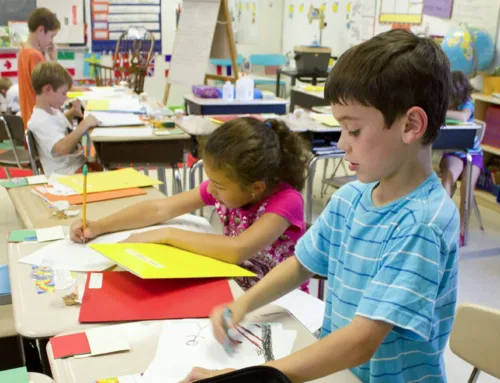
236, 0, 259, 44
91, 0, 162, 53
347, 0, 376, 47
423, 0, 453, 19
37, 0, 85, 44
379, 0, 424, 25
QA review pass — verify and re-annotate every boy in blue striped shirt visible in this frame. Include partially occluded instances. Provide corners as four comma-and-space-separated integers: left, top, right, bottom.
182, 29, 459, 383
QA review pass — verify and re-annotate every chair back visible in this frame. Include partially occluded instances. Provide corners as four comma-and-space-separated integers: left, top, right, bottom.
25, 129, 43, 175
2, 115, 25, 144
450, 303, 500, 379
0, 115, 24, 168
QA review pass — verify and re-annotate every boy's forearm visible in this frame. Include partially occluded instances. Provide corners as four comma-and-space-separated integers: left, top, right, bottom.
237, 256, 313, 315
52, 125, 87, 156
265, 324, 369, 383
446, 109, 472, 122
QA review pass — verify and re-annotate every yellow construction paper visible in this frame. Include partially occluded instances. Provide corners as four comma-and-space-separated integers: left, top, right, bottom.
304, 85, 324, 92
89, 243, 256, 279
311, 114, 341, 127
67, 92, 85, 99
86, 99, 111, 111
57, 168, 162, 194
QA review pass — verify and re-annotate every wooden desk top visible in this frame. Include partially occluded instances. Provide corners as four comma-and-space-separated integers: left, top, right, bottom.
8, 186, 165, 229
184, 94, 288, 106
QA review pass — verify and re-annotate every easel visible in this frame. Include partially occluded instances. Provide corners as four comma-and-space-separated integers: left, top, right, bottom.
163, 0, 239, 106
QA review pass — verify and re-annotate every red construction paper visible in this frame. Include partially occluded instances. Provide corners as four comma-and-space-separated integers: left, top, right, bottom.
50, 332, 91, 359
79, 272, 234, 323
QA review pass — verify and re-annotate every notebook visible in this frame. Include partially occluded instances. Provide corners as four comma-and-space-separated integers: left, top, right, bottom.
32, 186, 147, 205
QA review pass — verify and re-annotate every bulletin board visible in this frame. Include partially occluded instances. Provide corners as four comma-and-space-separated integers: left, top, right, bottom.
91, 0, 162, 53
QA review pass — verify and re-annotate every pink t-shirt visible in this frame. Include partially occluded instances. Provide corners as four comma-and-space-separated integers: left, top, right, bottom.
200, 180, 309, 292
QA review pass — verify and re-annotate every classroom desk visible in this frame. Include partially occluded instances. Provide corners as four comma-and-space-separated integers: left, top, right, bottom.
90, 128, 190, 195
184, 94, 288, 115
290, 86, 328, 112
276, 69, 329, 98
46, 283, 361, 383
7, 186, 164, 230
29, 373, 54, 383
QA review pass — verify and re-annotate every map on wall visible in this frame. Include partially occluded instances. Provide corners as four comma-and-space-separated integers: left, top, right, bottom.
379, 0, 423, 25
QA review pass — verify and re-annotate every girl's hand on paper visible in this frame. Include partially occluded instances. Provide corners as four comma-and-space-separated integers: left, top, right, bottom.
70, 219, 103, 243
119, 228, 170, 244
179, 367, 235, 383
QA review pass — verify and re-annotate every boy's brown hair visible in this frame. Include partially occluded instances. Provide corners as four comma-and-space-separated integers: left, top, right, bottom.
202, 117, 309, 192
0, 78, 12, 92
31, 61, 73, 95
28, 8, 61, 33
325, 29, 451, 145
449, 71, 473, 110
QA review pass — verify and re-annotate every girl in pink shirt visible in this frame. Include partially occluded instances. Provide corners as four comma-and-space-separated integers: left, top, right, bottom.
71, 117, 310, 291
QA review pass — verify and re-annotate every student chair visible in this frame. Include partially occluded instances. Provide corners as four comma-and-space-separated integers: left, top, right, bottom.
25, 130, 44, 176
450, 303, 500, 382
209, 55, 245, 79
248, 54, 287, 97
0, 116, 31, 178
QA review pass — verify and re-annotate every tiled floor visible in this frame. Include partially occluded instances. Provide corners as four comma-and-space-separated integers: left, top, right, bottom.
1, 160, 499, 381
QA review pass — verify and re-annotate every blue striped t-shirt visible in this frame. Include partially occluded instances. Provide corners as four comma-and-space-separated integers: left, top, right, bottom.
296, 173, 459, 383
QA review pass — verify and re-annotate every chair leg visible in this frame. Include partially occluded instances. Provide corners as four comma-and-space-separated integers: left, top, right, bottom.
467, 367, 480, 383
4, 168, 12, 179
473, 196, 484, 231
320, 159, 329, 198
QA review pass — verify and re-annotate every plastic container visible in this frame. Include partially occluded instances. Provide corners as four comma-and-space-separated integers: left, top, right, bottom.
222, 78, 235, 101
236, 73, 254, 101
56, 275, 79, 306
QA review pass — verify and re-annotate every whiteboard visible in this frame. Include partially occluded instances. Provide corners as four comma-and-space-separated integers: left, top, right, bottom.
168, 0, 221, 86
36, 0, 85, 44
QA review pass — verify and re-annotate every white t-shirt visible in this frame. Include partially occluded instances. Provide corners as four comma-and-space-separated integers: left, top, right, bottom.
0, 94, 6, 113
6, 84, 19, 113
28, 107, 85, 176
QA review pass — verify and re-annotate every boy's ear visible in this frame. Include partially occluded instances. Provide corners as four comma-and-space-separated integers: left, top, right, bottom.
41, 84, 53, 94
402, 106, 428, 144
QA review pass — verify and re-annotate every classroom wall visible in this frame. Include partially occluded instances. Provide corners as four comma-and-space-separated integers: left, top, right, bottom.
281, 0, 500, 72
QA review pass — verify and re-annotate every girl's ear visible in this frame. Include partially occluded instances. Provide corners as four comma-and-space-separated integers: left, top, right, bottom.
250, 180, 266, 197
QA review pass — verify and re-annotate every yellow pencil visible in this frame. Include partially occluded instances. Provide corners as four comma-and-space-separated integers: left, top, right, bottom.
82, 165, 88, 243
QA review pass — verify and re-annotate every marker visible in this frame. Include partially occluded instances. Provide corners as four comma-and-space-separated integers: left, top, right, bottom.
223, 308, 236, 355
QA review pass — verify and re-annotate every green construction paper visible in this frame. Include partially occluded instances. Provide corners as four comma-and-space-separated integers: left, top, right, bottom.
0, 178, 28, 189
9, 230, 38, 243
0, 367, 29, 383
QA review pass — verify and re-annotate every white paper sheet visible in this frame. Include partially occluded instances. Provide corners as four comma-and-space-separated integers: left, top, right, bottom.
19, 215, 213, 272
36, 226, 66, 243
91, 127, 154, 138
26, 175, 48, 185
85, 326, 131, 356
272, 289, 326, 333
88, 112, 145, 127
143, 320, 296, 383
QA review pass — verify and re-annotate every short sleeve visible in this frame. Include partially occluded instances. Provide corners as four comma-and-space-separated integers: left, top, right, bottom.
199, 180, 216, 206
295, 196, 339, 277
28, 111, 66, 155
356, 224, 444, 341
264, 187, 304, 232
458, 99, 474, 113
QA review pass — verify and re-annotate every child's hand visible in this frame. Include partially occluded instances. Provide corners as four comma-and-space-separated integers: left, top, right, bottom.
70, 219, 103, 243
211, 304, 246, 346
119, 228, 169, 244
81, 114, 101, 130
47, 43, 58, 61
71, 100, 83, 118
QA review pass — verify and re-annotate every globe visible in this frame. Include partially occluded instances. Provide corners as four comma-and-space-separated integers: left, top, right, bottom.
441, 24, 494, 76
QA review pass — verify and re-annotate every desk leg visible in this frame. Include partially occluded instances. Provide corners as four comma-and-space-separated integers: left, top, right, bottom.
183, 150, 188, 191
143, 167, 149, 176
463, 152, 472, 246
276, 70, 281, 97
171, 164, 182, 194
306, 156, 319, 224
158, 166, 168, 195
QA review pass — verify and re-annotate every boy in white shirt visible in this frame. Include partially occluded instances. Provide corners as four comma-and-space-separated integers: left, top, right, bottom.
28, 61, 100, 175
6, 83, 20, 114
0, 77, 12, 113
